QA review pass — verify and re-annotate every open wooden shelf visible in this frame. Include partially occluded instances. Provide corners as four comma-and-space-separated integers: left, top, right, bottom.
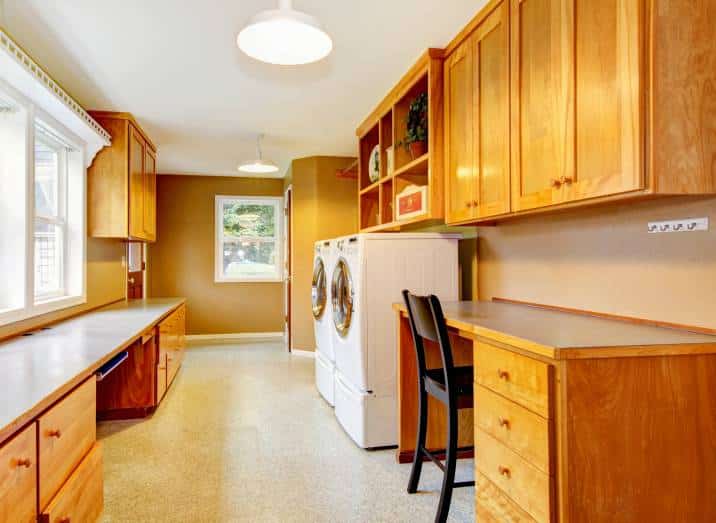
356, 49, 445, 232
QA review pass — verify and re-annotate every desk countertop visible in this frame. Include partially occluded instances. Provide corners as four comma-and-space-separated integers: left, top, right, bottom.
394, 300, 716, 359
0, 298, 185, 442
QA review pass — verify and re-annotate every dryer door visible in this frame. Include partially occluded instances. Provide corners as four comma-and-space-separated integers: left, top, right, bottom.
311, 257, 327, 319
331, 258, 354, 337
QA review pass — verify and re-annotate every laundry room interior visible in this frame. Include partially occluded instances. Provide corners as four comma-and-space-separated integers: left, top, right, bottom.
1, 1, 715, 522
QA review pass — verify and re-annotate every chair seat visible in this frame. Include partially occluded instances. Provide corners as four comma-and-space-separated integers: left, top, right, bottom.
424, 366, 474, 408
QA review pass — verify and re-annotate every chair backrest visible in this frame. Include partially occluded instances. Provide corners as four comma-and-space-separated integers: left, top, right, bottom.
402, 290, 456, 390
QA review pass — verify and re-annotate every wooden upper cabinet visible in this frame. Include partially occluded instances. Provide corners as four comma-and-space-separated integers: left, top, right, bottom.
144, 148, 157, 242
445, 37, 476, 224
128, 126, 146, 240
510, 0, 573, 212
88, 112, 158, 242
567, 0, 643, 202
445, 0, 510, 224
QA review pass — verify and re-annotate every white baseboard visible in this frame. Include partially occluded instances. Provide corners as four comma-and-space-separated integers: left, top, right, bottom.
186, 332, 284, 343
290, 349, 316, 358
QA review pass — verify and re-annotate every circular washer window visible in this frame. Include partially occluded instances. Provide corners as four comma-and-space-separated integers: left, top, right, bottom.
331, 258, 354, 337
311, 257, 327, 319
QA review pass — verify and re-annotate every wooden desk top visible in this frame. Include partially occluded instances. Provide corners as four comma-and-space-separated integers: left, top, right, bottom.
0, 298, 185, 442
394, 300, 716, 360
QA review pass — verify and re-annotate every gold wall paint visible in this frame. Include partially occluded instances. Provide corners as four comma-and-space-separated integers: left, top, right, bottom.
478, 196, 716, 330
148, 175, 286, 335
0, 238, 126, 340
287, 156, 358, 351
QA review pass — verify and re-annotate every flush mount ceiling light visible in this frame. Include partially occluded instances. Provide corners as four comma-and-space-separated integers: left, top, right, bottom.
237, 0, 333, 65
238, 134, 279, 174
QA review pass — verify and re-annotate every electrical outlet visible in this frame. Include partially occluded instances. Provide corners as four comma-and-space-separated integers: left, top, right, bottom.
647, 217, 708, 234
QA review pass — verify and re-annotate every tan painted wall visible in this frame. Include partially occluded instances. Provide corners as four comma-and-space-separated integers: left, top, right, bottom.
148, 175, 286, 335
478, 196, 716, 330
0, 238, 126, 340
288, 156, 358, 351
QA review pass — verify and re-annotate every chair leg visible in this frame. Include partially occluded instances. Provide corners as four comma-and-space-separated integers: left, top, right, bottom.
407, 388, 428, 494
435, 402, 458, 523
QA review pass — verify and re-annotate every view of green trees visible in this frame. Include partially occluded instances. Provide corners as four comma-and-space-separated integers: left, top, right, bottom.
223, 202, 275, 238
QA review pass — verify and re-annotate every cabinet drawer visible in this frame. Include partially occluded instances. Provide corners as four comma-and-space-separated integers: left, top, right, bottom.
477, 430, 551, 523
476, 472, 537, 523
39, 377, 97, 509
475, 341, 551, 417
475, 385, 551, 474
167, 352, 181, 386
41, 443, 103, 523
0, 424, 37, 523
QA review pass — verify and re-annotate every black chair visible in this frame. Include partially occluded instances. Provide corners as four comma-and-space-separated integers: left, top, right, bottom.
402, 290, 475, 523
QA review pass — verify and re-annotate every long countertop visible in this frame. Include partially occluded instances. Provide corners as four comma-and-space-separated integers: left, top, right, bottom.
0, 298, 185, 442
394, 300, 716, 359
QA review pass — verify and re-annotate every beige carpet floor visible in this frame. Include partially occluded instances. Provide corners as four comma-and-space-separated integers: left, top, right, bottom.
98, 341, 474, 522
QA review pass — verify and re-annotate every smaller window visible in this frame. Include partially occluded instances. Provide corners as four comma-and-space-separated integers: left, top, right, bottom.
215, 196, 283, 283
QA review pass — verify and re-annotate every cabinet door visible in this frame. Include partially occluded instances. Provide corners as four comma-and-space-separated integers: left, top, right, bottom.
144, 148, 157, 242
510, 0, 573, 211
473, 0, 510, 218
445, 37, 476, 224
128, 126, 146, 240
564, 0, 643, 202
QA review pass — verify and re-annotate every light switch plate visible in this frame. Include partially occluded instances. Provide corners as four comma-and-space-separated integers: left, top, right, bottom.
647, 217, 708, 233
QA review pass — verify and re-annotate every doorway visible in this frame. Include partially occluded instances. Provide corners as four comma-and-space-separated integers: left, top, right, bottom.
127, 242, 146, 299
284, 185, 293, 352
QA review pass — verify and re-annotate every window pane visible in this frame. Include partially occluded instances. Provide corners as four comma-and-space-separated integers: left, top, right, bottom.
223, 202, 276, 238
34, 222, 63, 296
35, 139, 59, 217
222, 239, 278, 279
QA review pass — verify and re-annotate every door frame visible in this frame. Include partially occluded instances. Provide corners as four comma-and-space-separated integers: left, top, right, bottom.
283, 185, 293, 352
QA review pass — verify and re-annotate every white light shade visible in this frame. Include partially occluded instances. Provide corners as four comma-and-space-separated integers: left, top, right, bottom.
238, 159, 280, 174
237, 3, 333, 65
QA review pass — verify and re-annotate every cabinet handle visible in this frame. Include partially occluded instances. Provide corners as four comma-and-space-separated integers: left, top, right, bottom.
472, 200, 478, 207
47, 429, 62, 439
498, 417, 510, 429
15, 458, 32, 468
466, 201, 473, 208
550, 178, 562, 188
560, 176, 574, 185
497, 369, 510, 381
498, 466, 511, 478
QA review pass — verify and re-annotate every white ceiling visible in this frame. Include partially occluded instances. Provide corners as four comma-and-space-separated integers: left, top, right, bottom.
3, 0, 486, 177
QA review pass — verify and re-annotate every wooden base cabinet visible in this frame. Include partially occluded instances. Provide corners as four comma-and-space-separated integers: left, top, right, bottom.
0, 424, 37, 523
88, 111, 157, 242
444, 0, 715, 224
160, 304, 186, 387
473, 340, 716, 522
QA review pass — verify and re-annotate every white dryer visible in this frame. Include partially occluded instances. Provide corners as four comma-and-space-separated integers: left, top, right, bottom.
330, 233, 460, 448
312, 239, 335, 406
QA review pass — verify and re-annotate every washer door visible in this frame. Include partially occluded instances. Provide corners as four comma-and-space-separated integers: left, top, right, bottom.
311, 257, 327, 320
331, 258, 354, 337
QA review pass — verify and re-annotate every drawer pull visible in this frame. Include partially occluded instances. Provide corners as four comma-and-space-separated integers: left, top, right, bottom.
560, 176, 574, 185
59, 518, 70, 523
497, 369, 510, 381
498, 417, 511, 429
47, 429, 62, 439
15, 458, 32, 468
550, 178, 562, 188
498, 466, 511, 478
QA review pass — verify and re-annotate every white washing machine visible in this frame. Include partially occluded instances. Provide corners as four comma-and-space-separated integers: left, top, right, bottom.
312, 239, 335, 406
330, 233, 461, 448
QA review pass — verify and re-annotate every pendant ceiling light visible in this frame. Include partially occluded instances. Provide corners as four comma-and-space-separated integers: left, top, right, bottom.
237, 0, 333, 65
238, 135, 279, 174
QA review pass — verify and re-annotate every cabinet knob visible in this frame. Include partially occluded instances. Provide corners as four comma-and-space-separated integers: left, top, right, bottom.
560, 176, 574, 185
497, 369, 510, 381
466, 201, 473, 208
498, 417, 510, 429
15, 458, 32, 468
550, 178, 562, 188
498, 466, 511, 478
47, 429, 62, 439
59, 518, 71, 523
472, 200, 478, 207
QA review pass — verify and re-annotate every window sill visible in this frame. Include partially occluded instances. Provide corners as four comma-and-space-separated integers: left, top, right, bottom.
214, 277, 284, 284
0, 295, 86, 327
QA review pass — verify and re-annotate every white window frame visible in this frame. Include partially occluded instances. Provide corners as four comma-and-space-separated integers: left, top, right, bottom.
0, 80, 87, 327
214, 195, 284, 283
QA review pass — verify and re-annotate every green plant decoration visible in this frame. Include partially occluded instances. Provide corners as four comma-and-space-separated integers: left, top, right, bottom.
399, 92, 428, 150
